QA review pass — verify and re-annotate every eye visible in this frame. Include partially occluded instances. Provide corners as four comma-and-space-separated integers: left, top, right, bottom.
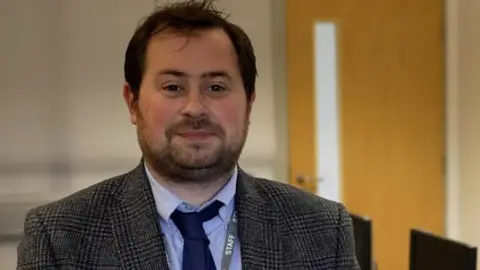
162, 84, 182, 92
208, 84, 226, 92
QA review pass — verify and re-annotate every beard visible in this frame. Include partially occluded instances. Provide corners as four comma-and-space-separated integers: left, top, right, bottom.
137, 114, 248, 184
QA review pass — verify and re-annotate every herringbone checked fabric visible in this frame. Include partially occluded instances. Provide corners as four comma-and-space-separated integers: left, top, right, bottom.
17, 162, 360, 269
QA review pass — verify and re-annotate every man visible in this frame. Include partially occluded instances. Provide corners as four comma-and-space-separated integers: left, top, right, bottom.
17, 0, 359, 269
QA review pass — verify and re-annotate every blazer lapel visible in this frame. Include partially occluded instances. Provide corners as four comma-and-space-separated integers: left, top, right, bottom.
110, 163, 169, 270
236, 169, 283, 269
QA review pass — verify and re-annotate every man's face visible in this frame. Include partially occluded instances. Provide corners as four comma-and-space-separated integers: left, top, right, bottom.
123, 28, 255, 183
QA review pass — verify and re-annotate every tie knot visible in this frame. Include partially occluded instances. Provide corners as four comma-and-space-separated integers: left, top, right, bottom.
171, 200, 224, 240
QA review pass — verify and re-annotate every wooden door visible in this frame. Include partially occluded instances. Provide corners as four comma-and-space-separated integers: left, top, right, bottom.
286, 1, 445, 269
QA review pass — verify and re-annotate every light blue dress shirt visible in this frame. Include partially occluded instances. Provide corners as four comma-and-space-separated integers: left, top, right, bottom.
145, 164, 242, 270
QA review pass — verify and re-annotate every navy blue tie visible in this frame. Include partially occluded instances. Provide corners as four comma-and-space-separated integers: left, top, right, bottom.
171, 200, 224, 270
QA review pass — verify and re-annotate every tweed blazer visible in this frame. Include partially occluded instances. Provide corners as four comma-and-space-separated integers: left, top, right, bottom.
17, 162, 359, 269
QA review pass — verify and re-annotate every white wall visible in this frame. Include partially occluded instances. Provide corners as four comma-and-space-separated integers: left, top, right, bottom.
445, 0, 461, 241
0, 243, 16, 270
0, 0, 286, 267
0, 0, 286, 203
445, 1, 480, 267
0, 0, 59, 201
456, 0, 480, 262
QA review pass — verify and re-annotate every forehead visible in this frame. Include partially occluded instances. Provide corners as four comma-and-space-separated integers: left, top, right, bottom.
145, 28, 239, 74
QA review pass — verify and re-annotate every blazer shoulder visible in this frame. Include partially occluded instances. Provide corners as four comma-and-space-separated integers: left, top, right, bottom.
250, 177, 346, 221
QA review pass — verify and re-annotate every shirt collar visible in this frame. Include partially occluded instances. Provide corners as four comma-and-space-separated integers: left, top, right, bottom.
145, 163, 237, 222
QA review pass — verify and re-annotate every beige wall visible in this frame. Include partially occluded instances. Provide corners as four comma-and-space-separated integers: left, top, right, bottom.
0, 0, 288, 204
0, 0, 286, 268
445, 0, 461, 240
446, 0, 480, 256
457, 0, 480, 258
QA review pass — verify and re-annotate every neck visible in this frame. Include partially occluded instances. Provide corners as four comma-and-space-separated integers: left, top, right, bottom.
146, 164, 232, 206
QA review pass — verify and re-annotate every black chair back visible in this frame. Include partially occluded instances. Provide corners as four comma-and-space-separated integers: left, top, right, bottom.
350, 213, 373, 270
410, 228, 477, 270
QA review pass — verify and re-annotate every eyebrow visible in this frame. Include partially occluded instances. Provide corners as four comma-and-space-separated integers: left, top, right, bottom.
156, 69, 232, 81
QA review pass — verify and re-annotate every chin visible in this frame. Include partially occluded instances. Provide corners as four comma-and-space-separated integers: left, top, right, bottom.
178, 150, 219, 165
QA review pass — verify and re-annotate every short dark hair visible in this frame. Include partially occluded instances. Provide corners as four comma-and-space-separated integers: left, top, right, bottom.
124, 0, 257, 100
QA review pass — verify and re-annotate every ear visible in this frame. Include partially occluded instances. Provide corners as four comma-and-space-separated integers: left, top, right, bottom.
123, 83, 138, 125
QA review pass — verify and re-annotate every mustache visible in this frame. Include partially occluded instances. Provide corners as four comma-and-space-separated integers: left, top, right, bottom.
165, 118, 224, 137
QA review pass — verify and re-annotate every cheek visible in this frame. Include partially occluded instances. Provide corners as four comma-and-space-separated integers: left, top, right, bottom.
139, 95, 177, 136
213, 101, 248, 135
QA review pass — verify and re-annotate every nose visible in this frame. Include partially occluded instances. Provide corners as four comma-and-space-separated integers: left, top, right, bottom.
181, 89, 207, 118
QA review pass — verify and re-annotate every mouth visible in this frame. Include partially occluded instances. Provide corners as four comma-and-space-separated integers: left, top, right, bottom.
175, 131, 217, 140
